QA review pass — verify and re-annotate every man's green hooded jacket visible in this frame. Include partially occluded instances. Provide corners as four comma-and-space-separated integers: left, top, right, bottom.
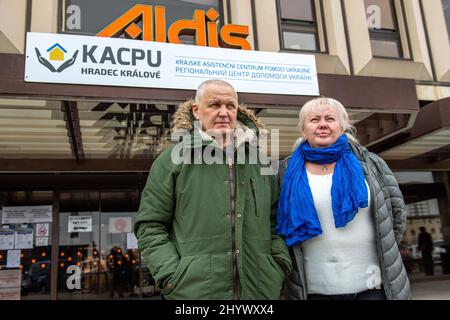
134, 100, 292, 299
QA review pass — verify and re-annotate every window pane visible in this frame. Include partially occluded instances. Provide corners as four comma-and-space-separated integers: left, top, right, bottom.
443, 0, 450, 42
371, 38, 400, 58
0, 191, 53, 300
365, 0, 396, 30
283, 31, 317, 51
279, 0, 314, 22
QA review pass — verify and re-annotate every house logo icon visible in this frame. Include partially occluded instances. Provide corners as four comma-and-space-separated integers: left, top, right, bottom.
47, 43, 67, 61
35, 43, 79, 73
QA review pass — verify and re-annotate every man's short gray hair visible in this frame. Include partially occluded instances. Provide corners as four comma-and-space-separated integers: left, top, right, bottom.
195, 79, 238, 103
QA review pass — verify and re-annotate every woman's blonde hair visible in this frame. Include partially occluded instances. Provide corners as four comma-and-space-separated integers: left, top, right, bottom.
293, 97, 359, 149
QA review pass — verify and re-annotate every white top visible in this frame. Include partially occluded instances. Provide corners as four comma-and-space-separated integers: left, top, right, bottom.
300, 170, 381, 295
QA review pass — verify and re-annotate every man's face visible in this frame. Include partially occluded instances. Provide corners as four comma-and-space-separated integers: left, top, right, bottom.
192, 83, 238, 136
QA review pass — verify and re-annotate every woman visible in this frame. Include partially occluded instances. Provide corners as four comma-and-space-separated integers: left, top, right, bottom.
277, 97, 411, 300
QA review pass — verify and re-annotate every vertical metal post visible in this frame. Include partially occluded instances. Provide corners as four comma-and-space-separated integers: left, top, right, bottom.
97, 191, 101, 295
50, 190, 60, 300
138, 252, 143, 299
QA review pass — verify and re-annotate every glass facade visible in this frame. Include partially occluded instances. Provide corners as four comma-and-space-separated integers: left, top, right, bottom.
0, 191, 53, 300
0, 190, 160, 300
370, 38, 401, 58
55, 190, 158, 300
443, 0, 450, 42
364, 0, 404, 58
63, 0, 222, 45
282, 31, 317, 51
278, 0, 320, 52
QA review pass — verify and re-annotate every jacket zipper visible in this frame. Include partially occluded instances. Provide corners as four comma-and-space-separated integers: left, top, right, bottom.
227, 157, 240, 300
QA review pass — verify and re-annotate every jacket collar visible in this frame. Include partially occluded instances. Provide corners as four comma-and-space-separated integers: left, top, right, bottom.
171, 99, 264, 149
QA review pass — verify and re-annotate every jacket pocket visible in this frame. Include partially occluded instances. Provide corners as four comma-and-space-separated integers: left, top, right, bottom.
250, 178, 259, 217
162, 256, 195, 296
250, 177, 271, 218
163, 254, 211, 299
257, 253, 285, 299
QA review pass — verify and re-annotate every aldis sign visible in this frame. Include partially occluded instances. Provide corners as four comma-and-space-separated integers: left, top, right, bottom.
97, 4, 251, 50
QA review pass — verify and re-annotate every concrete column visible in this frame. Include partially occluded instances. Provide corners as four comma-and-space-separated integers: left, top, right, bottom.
253, 0, 280, 52
420, 0, 450, 82
342, 0, 372, 74
229, 0, 255, 50
0, 0, 27, 53
30, 0, 58, 33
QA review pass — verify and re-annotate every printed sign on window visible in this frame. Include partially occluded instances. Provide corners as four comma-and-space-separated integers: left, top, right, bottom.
68, 216, 92, 233
109, 217, 132, 234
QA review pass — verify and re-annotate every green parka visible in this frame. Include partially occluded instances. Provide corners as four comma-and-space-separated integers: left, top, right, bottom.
134, 100, 292, 300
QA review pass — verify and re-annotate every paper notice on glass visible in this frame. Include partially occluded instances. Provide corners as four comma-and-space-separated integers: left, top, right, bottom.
14, 229, 33, 249
0, 270, 21, 300
29, 206, 52, 223
109, 217, 132, 233
35, 237, 49, 247
127, 233, 138, 250
1, 207, 29, 224
1, 206, 52, 224
68, 216, 92, 233
0, 230, 15, 250
6, 250, 21, 268
36, 223, 50, 237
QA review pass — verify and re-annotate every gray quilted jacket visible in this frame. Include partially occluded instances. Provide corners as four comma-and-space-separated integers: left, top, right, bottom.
281, 142, 411, 300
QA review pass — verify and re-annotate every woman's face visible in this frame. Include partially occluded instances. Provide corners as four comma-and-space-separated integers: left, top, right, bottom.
302, 104, 344, 148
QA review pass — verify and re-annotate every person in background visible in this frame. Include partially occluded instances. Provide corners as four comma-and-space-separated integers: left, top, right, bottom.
417, 226, 434, 276
277, 97, 411, 300
108, 246, 125, 298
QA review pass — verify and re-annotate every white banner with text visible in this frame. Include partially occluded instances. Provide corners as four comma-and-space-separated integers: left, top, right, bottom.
25, 32, 319, 96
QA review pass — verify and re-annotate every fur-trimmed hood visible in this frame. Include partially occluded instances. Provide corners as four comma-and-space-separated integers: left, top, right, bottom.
171, 99, 265, 132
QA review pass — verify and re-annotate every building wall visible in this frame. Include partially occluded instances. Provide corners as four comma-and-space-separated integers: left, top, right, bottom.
0, 0, 27, 54
1, 0, 448, 100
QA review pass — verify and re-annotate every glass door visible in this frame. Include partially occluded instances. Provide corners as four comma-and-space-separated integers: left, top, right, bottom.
57, 190, 160, 300
0, 191, 53, 300
99, 191, 160, 299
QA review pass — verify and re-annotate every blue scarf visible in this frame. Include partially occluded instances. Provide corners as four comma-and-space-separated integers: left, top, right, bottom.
276, 135, 368, 247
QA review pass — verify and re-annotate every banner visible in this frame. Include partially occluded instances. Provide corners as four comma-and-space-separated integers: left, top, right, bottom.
25, 32, 319, 96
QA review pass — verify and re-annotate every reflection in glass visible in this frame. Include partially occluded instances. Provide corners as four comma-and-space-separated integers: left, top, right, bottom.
279, 0, 314, 22
55, 190, 157, 299
0, 191, 53, 300
370, 38, 400, 58
64, 0, 221, 35
364, 0, 396, 30
58, 211, 102, 299
443, 0, 450, 42
283, 31, 317, 51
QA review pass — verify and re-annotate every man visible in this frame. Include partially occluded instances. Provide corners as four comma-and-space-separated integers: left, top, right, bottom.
134, 79, 291, 299
418, 227, 434, 276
